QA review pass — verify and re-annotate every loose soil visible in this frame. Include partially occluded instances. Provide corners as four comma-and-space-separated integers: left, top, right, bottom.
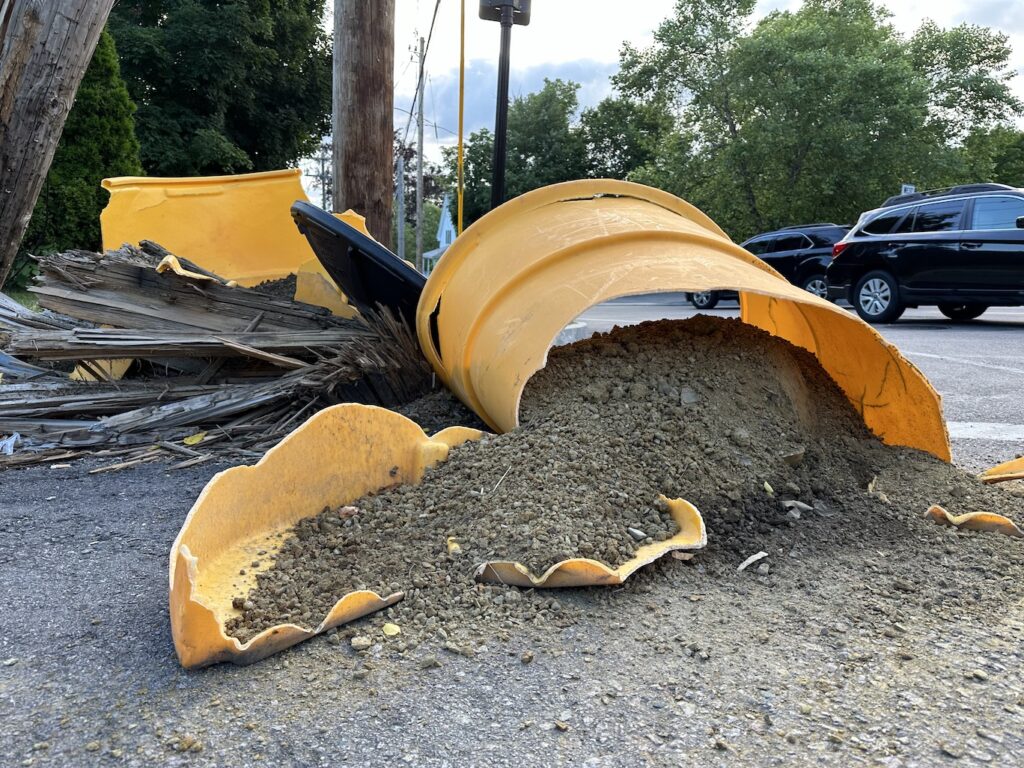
226, 317, 1024, 651
252, 274, 297, 300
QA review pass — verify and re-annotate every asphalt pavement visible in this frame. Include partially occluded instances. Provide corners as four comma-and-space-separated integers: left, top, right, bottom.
578, 294, 1024, 470
2, 292, 1023, 767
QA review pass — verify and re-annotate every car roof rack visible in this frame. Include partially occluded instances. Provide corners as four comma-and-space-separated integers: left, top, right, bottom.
880, 182, 1015, 209
777, 223, 844, 231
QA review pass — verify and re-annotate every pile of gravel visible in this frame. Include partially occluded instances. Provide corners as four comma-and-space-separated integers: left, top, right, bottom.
226, 317, 1023, 649
252, 274, 297, 300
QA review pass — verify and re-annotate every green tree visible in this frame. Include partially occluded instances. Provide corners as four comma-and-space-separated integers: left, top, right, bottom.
109, 0, 331, 176
8, 29, 142, 289
618, 0, 1023, 240
444, 127, 496, 226
961, 126, 1024, 185
910, 21, 1023, 143
580, 96, 674, 179
444, 79, 591, 226
391, 202, 440, 264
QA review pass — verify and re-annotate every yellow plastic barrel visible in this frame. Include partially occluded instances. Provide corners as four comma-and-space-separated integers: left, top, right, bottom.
415, 179, 950, 461
102, 169, 317, 287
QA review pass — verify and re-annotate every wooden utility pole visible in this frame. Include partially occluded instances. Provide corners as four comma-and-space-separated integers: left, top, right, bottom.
415, 36, 425, 273
333, 0, 394, 250
0, 0, 115, 286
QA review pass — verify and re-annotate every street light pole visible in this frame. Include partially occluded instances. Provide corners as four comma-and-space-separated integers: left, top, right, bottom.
479, 1, 531, 211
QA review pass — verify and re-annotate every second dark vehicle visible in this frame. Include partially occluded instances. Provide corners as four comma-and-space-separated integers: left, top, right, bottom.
686, 223, 848, 308
827, 184, 1024, 323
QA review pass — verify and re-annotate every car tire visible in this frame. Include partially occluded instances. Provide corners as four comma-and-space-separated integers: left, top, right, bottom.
688, 291, 719, 310
799, 273, 829, 300
938, 303, 988, 321
853, 271, 904, 324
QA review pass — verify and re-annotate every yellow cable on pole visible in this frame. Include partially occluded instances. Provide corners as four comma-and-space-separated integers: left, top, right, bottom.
457, 0, 465, 234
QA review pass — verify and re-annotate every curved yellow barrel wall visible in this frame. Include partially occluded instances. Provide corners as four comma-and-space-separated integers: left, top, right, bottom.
416, 180, 950, 462
102, 169, 316, 287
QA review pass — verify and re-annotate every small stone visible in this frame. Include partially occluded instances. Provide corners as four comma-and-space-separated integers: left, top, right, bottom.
382, 623, 401, 637
781, 448, 805, 467
554, 720, 570, 732
940, 742, 965, 759
680, 386, 700, 405
85, 742, 101, 752
968, 669, 989, 681
350, 635, 372, 651
2, 658, 17, 666
521, 650, 534, 664
729, 428, 750, 447
756, 562, 770, 575
418, 655, 442, 669
627, 527, 647, 542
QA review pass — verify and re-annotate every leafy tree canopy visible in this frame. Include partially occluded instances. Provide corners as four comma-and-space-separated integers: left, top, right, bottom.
109, 0, 331, 176
617, 0, 1023, 239
444, 79, 671, 226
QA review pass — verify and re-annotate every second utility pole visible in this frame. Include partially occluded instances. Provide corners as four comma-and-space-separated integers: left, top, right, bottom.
415, 36, 425, 273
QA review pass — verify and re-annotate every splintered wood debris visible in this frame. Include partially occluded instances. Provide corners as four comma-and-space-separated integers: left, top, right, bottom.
0, 242, 431, 469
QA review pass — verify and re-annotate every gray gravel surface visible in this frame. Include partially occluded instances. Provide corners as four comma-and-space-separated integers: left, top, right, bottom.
3, 313, 1024, 767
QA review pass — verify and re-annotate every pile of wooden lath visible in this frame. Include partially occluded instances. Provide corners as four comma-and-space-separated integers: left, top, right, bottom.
0, 243, 430, 471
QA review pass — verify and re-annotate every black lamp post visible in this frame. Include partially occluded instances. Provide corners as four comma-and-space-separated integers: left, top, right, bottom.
479, 0, 531, 210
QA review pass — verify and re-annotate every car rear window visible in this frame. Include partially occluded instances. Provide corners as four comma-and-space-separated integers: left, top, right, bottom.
970, 196, 1024, 230
807, 229, 845, 246
861, 210, 906, 235
913, 200, 965, 232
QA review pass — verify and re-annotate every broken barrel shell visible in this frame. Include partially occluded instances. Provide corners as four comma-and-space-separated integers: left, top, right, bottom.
169, 404, 484, 668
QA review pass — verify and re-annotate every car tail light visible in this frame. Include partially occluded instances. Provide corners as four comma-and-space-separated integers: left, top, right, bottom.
831, 242, 849, 259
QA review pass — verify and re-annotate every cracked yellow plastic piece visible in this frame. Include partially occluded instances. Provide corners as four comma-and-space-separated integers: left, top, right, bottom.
155, 254, 236, 286
474, 497, 706, 588
417, 179, 950, 462
169, 404, 484, 668
979, 457, 1024, 485
102, 169, 318, 287
924, 505, 1024, 538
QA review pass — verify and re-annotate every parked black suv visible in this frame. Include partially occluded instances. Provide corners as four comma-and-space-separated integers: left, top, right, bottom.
685, 223, 848, 308
827, 184, 1024, 323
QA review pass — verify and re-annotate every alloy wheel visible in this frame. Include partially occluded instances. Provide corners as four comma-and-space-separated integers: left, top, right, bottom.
858, 278, 891, 317
804, 277, 828, 299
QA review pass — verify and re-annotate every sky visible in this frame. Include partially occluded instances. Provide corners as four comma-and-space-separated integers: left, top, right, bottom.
392, 0, 1024, 161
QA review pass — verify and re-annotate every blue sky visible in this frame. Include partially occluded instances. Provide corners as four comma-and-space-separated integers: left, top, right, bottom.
393, 0, 1024, 161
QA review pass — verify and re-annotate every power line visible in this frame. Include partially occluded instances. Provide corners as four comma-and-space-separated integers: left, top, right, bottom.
394, 105, 456, 137
402, 0, 443, 144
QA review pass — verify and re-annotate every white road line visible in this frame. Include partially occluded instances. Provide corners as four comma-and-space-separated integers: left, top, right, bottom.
947, 422, 1024, 441
903, 351, 1024, 376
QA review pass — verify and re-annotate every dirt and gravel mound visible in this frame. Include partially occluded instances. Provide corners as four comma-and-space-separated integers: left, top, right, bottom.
252, 274, 297, 300
395, 388, 487, 434
226, 316, 1024, 648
